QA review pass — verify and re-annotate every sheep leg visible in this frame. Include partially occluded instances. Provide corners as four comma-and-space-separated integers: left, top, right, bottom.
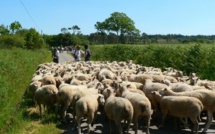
87, 114, 94, 134
180, 117, 189, 128
91, 111, 97, 126
115, 119, 122, 134
159, 114, 167, 128
62, 101, 70, 123
38, 104, 42, 117
202, 111, 213, 133
190, 118, 199, 134
145, 115, 151, 134
133, 116, 138, 134
126, 118, 132, 134
76, 115, 82, 134
72, 107, 77, 129
108, 119, 112, 134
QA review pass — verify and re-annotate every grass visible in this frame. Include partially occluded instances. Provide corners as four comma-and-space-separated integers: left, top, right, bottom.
0, 48, 59, 134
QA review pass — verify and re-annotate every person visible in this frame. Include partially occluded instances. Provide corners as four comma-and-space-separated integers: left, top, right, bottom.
84, 44, 92, 61
52, 48, 59, 63
72, 45, 85, 61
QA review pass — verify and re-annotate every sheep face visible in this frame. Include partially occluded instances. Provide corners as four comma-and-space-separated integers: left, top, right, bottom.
98, 94, 105, 106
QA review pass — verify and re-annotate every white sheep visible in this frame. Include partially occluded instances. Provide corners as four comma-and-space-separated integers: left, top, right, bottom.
56, 84, 97, 123
41, 75, 56, 86
34, 84, 58, 117
151, 91, 203, 134
116, 84, 152, 134
75, 94, 105, 134
27, 80, 42, 98
97, 68, 116, 81
162, 79, 193, 92
143, 78, 168, 110
160, 88, 215, 133
104, 88, 133, 134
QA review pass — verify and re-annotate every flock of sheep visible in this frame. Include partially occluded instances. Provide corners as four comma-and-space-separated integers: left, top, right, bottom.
27, 60, 215, 134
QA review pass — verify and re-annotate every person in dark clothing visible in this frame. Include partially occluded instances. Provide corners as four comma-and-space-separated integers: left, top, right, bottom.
52, 48, 59, 63
84, 44, 92, 61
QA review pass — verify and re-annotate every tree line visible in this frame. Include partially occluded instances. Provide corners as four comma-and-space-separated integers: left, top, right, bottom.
1, 12, 215, 49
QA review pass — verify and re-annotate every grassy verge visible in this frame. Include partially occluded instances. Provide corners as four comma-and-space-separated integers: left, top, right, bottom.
0, 48, 60, 134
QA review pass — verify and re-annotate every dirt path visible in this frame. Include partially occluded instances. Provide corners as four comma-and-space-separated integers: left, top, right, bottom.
59, 51, 74, 63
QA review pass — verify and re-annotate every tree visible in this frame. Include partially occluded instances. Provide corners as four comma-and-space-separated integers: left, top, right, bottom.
68, 25, 80, 34
0, 24, 9, 35
9, 21, 22, 34
61, 27, 68, 34
141, 33, 149, 44
25, 28, 44, 49
94, 22, 107, 44
97, 12, 140, 43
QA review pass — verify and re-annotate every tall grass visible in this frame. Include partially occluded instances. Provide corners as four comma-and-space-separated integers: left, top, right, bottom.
0, 48, 51, 133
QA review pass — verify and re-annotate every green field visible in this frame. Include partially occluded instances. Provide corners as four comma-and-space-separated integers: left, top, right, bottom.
1, 43, 215, 133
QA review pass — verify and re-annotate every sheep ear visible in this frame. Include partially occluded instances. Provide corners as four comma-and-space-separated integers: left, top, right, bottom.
98, 94, 104, 99
127, 84, 131, 88
107, 88, 111, 94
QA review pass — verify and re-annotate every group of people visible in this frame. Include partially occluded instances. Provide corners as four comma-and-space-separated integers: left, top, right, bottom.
51, 44, 92, 63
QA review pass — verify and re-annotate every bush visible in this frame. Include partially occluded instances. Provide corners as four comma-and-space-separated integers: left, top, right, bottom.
0, 35, 26, 49
91, 44, 215, 80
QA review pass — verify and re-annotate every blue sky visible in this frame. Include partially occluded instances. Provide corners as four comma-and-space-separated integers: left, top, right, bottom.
1, 0, 215, 35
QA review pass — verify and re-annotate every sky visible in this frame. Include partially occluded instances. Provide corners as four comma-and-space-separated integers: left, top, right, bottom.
1, 0, 215, 36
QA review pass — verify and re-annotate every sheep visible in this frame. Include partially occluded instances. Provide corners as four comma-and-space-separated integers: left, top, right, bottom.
113, 81, 145, 95
116, 84, 152, 134
97, 68, 116, 81
162, 79, 193, 92
151, 91, 203, 134
143, 78, 168, 110
27, 80, 42, 98
56, 85, 97, 123
34, 84, 58, 117
75, 94, 105, 134
54, 75, 63, 88
70, 76, 86, 86
41, 75, 56, 86
74, 72, 91, 81
104, 88, 133, 134
122, 73, 153, 85
164, 75, 178, 83
160, 88, 215, 133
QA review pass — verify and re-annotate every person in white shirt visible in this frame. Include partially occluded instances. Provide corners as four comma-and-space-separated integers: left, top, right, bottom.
72, 45, 85, 61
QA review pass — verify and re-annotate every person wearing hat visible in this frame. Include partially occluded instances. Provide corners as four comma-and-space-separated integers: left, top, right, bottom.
71, 45, 85, 61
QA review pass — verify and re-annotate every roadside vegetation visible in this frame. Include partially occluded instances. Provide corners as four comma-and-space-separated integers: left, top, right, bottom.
91, 43, 215, 80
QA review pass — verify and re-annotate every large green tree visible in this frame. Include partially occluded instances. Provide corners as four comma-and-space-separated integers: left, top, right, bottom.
95, 12, 140, 43
9, 21, 22, 34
